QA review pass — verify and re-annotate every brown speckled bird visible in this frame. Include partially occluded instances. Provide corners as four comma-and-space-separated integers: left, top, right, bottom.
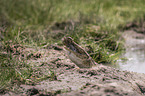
62, 37, 97, 68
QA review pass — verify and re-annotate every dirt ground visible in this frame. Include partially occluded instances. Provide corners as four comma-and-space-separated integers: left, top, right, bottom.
1, 41, 145, 96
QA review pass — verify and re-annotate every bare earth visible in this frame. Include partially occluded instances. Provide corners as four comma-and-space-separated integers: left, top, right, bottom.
2, 30, 145, 96
1, 45, 145, 96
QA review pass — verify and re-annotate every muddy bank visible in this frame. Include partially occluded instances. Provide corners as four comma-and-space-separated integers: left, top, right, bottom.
1, 46, 145, 96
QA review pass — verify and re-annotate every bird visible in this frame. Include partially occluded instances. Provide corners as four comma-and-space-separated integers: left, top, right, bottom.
62, 37, 97, 68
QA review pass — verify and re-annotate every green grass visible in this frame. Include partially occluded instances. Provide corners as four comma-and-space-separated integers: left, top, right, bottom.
0, 51, 32, 89
0, 0, 145, 91
0, 50, 56, 91
1, 0, 145, 27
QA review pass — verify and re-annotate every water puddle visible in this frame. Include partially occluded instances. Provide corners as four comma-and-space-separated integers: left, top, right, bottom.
117, 30, 145, 73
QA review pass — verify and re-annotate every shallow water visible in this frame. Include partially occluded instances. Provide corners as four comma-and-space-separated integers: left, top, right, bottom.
118, 47, 145, 73
117, 31, 145, 73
